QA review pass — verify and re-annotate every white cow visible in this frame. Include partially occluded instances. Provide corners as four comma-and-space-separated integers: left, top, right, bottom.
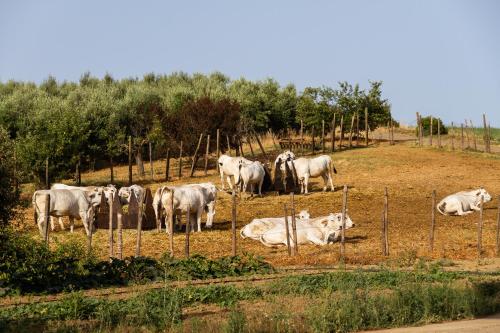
159, 185, 212, 233
218, 154, 253, 191
32, 189, 101, 236
437, 188, 492, 216
49, 183, 116, 231
274, 150, 296, 166
118, 185, 145, 205
287, 155, 337, 194
259, 213, 354, 247
235, 160, 265, 198
153, 182, 217, 232
240, 210, 311, 240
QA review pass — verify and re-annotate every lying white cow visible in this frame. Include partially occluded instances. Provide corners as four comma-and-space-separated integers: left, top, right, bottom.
437, 188, 492, 216
284, 155, 337, 194
218, 154, 253, 191
259, 213, 354, 247
49, 183, 116, 231
32, 189, 101, 236
158, 185, 213, 233
235, 160, 265, 198
118, 185, 145, 205
240, 210, 311, 240
153, 183, 217, 232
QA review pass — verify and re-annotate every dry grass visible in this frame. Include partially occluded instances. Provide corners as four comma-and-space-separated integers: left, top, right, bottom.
15, 137, 500, 268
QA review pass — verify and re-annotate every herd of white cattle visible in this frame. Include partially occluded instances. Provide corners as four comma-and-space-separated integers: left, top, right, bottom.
31, 150, 494, 249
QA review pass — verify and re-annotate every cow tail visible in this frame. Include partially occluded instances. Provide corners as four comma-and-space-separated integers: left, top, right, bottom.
330, 159, 337, 174
436, 202, 446, 215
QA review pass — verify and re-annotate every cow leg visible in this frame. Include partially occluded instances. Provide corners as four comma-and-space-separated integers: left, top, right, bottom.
321, 174, 328, 192
37, 214, 45, 236
58, 217, 65, 230
50, 217, 56, 231
250, 184, 254, 198
304, 174, 310, 194
196, 209, 202, 232
328, 171, 335, 192
307, 233, 328, 246
69, 217, 74, 233
219, 170, 226, 190
258, 178, 264, 197
227, 176, 234, 191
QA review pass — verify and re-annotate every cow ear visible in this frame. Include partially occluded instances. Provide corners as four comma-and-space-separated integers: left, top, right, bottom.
321, 219, 328, 227
476, 191, 481, 196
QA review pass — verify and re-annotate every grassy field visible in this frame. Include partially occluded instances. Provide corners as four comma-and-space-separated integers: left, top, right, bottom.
15, 136, 500, 267
2, 269, 500, 332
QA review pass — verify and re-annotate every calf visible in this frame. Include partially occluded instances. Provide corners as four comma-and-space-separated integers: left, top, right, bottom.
437, 188, 492, 216
218, 154, 253, 191
118, 185, 145, 205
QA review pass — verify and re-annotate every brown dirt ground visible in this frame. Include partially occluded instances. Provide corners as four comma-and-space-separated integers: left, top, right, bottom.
14, 134, 500, 268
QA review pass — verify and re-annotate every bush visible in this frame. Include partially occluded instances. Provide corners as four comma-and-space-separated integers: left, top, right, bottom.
420, 116, 447, 135
0, 127, 19, 227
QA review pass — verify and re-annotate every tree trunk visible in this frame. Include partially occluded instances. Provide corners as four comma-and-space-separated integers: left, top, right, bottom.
135, 149, 145, 177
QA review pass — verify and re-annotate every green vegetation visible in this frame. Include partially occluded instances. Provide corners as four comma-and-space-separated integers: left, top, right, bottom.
419, 116, 448, 135
0, 73, 393, 185
0, 127, 19, 227
0, 228, 273, 295
1, 270, 499, 332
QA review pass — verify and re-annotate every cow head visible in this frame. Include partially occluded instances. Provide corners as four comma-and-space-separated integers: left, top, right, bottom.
322, 213, 354, 230
297, 210, 310, 220
475, 188, 492, 204
235, 160, 245, 185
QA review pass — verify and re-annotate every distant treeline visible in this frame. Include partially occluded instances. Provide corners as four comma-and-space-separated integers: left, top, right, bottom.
0, 72, 392, 183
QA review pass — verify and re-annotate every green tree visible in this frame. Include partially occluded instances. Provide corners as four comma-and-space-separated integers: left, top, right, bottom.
0, 127, 19, 226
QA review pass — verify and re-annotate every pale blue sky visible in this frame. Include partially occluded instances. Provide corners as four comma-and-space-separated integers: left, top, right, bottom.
1, 0, 499, 126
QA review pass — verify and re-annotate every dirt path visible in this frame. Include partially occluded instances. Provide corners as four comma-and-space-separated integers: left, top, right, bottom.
366, 313, 500, 333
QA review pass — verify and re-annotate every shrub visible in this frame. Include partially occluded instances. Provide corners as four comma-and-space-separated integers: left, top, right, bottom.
420, 116, 447, 135
0, 127, 19, 227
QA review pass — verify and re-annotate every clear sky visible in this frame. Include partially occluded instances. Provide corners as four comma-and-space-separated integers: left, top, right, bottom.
1, 0, 499, 126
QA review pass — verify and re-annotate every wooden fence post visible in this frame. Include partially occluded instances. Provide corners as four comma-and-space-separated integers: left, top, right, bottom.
470, 120, 477, 150
331, 114, 336, 152
415, 113, 420, 146
45, 157, 49, 189
178, 141, 183, 178
496, 196, 500, 257
204, 134, 210, 176
478, 195, 484, 257
429, 190, 436, 252
348, 115, 355, 148
226, 134, 231, 156
482, 114, 489, 153
365, 107, 369, 146
437, 120, 441, 148
231, 190, 237, 256
311, 126, 315, 154
451, 122, 455, 150
429, 116, 433, 146
290, 192, 298, 254
254, 133, 268, 161
382, 187, 389, 256
169, 189, 174, 257
300, 119, 304, 154
135, 195, 143, 257
216, 129, 220, 172
165, 149, 170, 181
464, 120, 470, 149
340, 185, 348, 260
339, 115, 344, 150
109, 156, 114, 184
461, 124, 464, 151
116, 193, 123, 260
247, 136, 255, 157
149, 141, 154, 181
284, 204, 292, 256
419, 114, 423, 146
44, 194, 50, 244
356, 112, 360, 146
321, 120, 325, 153
128, 136, 132, 185
190, 133, 204, 177
185, 205, 190, 258
109, 193, 114, 259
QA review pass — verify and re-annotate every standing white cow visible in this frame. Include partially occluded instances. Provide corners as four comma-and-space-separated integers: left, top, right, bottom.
437, 188, 492, 216
118, 185, 145, 205
218, 154, 253, 191
287, 155, 337, 194
158, 185, 213, 233
32, 189, 101, 236
49, 183, 116, 231
153, 183, 217, 232
259, 213, 354, 247
235, 160, 265, 198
